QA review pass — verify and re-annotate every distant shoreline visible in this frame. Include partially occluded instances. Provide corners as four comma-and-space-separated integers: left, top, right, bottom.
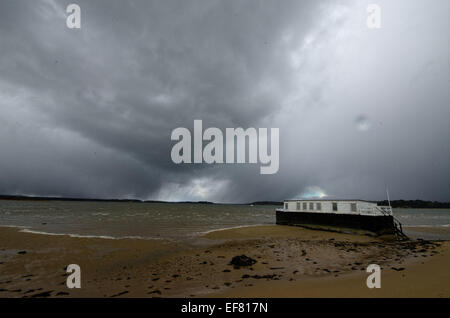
0, 194, 214, 205
0, 194, 449, 208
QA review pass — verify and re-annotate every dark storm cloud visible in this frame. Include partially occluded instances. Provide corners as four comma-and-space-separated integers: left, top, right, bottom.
0, 0, 448, 202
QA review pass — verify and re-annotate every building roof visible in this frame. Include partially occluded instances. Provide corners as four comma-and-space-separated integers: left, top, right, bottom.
284, 199, 377, 204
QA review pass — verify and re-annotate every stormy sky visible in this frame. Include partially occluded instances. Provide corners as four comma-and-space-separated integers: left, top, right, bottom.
0, 0, 448, 203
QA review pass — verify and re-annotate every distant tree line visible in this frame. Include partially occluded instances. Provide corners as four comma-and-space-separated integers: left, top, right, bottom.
249, 201, 283, 206
0, 195, 448, 208
0, 194, 214, 204
376, 200, 450, 209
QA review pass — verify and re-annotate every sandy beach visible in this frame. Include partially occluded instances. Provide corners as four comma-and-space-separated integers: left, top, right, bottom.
0, 225, 449, 298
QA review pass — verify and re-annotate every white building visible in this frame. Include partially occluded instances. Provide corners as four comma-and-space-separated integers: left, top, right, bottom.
281, 199, 392, 216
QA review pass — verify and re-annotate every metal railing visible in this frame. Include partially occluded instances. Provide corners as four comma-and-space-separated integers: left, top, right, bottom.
374, 206, 407, 240
358, 206, 390, 215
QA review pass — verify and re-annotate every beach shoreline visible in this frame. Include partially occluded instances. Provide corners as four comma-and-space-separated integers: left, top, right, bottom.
0, 225, 449, 298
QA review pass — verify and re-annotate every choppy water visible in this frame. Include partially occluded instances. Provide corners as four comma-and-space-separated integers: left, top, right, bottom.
0, 200, 449, 241
0, 200, 275, 241
394, 209, 450, 228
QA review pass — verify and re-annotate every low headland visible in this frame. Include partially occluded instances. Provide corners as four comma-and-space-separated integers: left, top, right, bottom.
1, 194, 450, 209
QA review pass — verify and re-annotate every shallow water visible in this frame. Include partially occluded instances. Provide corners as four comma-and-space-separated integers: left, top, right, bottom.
0, 200, 449, 241
393, 208, 450, 228
0, 200, 275, 241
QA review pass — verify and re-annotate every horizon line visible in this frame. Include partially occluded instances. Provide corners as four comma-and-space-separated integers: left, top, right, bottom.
0, 194, 449, 205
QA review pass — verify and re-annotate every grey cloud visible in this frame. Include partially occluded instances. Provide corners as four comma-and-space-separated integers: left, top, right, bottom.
0, 0, 448, 202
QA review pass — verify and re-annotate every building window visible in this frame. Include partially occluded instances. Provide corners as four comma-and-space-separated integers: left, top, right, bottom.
351, 203, 357, 212
296, 202, 300, 210
309, 202, 314, 210
284, 203, 288, 210
332, 202, 338, 211
303, 202, 307, 210
317, 203, 321, 211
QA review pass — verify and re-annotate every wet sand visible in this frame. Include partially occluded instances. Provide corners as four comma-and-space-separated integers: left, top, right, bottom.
0, 225, 448, 298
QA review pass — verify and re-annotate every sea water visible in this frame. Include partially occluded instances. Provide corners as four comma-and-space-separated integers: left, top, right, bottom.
0, 200, 449, 241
